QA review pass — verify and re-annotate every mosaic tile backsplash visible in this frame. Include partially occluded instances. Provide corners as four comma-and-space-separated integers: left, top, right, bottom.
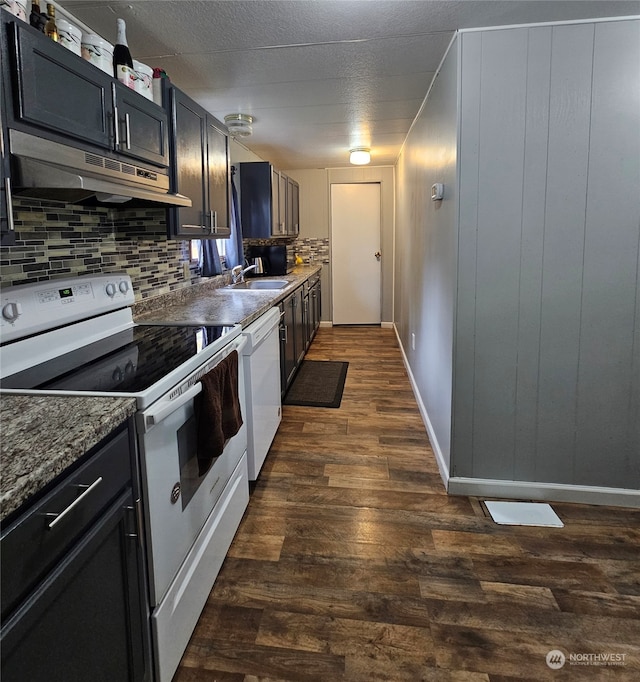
1, 198, 328, 300
1, 198, 202, 300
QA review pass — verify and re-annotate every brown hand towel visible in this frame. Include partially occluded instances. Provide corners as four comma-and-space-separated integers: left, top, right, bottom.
195, 350, 243, 476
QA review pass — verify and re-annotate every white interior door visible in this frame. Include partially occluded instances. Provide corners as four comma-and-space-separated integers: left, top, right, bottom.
331, 183, 381, 324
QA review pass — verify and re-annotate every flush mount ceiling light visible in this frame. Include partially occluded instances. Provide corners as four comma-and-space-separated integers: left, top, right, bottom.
349, 148, 370, 165
224, 113, 253, 137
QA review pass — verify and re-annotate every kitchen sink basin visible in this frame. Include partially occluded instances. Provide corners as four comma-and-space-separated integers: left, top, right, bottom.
227, 279, 290, 290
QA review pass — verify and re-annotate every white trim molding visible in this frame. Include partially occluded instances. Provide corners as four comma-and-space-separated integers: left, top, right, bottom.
393, 324, 450, 488
448, 477, 640, 509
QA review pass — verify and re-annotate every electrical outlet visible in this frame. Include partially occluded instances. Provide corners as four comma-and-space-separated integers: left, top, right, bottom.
411, 332, 416, 350
182, 262, 191, 279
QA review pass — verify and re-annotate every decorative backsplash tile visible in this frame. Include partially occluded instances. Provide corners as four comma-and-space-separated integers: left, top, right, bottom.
291, 237, 330, 264
1, 198, 198, 300
1, 199, 314, 301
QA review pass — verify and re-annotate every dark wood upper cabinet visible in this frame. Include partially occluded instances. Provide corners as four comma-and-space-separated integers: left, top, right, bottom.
166, 84, 231, 239
2, 15, 168, 169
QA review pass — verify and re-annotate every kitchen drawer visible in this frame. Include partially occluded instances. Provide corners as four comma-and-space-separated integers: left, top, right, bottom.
0, 423, 133, 620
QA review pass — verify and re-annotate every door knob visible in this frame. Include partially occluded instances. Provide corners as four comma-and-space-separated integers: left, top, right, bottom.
374, 251, 381, 261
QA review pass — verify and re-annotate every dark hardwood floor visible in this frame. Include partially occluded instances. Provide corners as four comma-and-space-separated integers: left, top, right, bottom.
174, 327, 640, 681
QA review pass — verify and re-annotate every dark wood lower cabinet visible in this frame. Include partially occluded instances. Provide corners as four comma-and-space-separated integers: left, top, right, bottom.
280, 277, 321, 397
0, 421, 151, 682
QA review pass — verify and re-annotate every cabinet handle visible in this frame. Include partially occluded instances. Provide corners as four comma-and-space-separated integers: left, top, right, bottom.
5, 176, 14, 236
124, 113, 131, 150
113, 106, 120, 147
209, 210, 217, 234
181, 224, 207, 230
125, 497, 144, 543
46, 477, 103, 529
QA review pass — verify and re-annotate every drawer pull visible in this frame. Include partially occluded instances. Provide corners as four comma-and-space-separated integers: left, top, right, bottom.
46, 477, 103, 530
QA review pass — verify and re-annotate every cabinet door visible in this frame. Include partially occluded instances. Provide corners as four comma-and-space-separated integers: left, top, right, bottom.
8, 20, 113, 149
205, 116, 231, 236
114, 83, 169, 168
312, 281, 321, 335
293, 286, 306, 365
303, 290, 311, 350
1, 489, 151, 682
282, 295, 297, 392
291, 180, 300, 235
277, 172, 287, 235
271, 167, 280, 235
167, 89, 206, 238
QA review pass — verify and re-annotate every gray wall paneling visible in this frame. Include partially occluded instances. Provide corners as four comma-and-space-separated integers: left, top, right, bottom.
452, 19, 640, 489
394, 41, 459, 472
395, 17, 639, 495
535, 23, 595, 482
575, 20, 640, 486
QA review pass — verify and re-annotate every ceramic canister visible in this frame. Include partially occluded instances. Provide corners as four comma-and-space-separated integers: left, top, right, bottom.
2, 0, 28, 22
57, 18, 82, 56
81, 33, 114, 75
132, 60, 154, 100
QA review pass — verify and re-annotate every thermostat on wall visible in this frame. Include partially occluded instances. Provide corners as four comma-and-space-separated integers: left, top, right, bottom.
431, 183, 444, 201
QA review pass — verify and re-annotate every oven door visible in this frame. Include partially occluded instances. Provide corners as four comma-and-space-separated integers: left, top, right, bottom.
136, 336, 247, 606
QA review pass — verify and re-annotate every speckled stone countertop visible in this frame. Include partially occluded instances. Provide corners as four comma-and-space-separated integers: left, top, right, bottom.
135, 265, 322, 327
0, 265, 321, 522
1, 395, 136, 522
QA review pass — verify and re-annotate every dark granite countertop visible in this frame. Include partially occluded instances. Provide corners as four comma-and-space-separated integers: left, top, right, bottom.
0, 265, 322, 521
0, 395, 136, 522
134, 265, 322, 327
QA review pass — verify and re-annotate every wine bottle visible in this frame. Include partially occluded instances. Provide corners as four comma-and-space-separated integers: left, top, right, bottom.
44, 3, 58, 42
113, 18, 134, 88
29, 2, 47, 32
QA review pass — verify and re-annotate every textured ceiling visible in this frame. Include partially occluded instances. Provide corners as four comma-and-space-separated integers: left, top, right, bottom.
58, 1, 639, 169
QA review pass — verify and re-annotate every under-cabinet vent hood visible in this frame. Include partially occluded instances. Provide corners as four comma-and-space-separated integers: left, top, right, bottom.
9, 130, 191, 208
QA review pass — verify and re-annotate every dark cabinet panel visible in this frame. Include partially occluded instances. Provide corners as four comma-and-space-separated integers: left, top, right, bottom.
291, 179, 300, 235
205, 116, 231, 234
293, 285, 305, 366
240, 161, 284, 238
167, 85, 230, 239
280, 282, 315, 396
9, 19, 113, 149
280, 293, 297, 394
0, 421, 151, 682
240, 162, 299, 238
168, 90, 205, 236
114, 84, 169, 167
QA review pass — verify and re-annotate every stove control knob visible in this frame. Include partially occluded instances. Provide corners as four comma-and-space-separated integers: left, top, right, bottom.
105, 283, 117, 297
2, 302, 22, 322
118, 280, 129, 295
112, 367, 123, 382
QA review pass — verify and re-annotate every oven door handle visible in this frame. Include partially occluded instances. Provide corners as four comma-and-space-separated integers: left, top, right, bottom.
144, 382, 203, 430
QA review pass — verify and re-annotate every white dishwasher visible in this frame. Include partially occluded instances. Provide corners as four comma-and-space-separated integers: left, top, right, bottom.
241, 307, 282, 480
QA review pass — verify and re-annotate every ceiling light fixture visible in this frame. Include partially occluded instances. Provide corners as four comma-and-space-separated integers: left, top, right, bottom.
350, 148, 370, 165
224, 113, 253, 137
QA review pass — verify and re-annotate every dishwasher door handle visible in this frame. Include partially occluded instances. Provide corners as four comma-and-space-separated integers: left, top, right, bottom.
144, 382, 203, 430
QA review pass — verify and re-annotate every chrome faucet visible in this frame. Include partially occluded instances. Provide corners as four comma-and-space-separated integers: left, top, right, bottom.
231, 263, 257, 284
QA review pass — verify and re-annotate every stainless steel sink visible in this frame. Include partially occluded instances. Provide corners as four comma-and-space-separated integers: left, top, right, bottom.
227, 279, 290, 290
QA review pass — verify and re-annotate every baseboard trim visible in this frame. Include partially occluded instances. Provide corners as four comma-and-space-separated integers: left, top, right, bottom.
381, 321, 394, 329
319, 321, 333, 327
392, 324, 450, 488
448, 477, 640, 508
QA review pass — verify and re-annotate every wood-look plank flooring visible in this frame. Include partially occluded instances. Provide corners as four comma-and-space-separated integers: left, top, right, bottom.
174, 327, 640, 681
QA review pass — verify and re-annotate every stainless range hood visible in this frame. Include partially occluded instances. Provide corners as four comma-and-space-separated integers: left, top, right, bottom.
9, 130, 191, 208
